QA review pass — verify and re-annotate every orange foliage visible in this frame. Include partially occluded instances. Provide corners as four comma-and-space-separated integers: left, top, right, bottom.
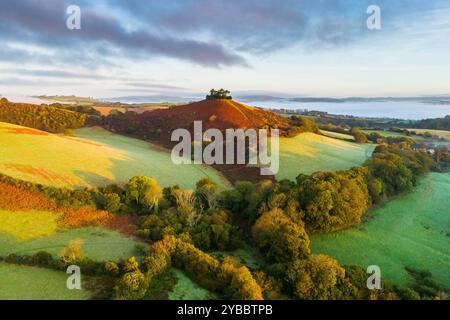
0, 182, 57, 211
107, 215, 138, 236
0, 182, 137, 232
57, 208, 113, 229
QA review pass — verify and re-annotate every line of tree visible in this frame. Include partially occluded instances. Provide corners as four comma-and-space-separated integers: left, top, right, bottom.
49, 103, 102, 117
114, 235, 263, 300
0, 99, 92, 133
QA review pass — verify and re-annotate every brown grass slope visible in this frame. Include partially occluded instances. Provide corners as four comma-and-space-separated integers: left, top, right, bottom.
103, 99, 292, 184
106, 99, 290, 143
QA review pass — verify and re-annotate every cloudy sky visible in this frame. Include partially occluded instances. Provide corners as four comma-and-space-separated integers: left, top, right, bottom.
1, 0, 450, 98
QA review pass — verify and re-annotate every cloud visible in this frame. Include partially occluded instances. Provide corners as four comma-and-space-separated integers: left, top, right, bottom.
1, 67, 189, 92
0, 0, 247, 68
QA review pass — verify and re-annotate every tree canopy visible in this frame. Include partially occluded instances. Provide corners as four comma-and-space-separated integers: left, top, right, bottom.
206, 88, 232, 100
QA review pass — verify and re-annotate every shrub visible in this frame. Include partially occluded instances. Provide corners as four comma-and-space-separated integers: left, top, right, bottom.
60, 238, 84, 264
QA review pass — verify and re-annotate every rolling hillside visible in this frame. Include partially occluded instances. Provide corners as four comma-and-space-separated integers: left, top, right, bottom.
276, 133, 375, 180
104, 99, 291, 146
0, 100, 89, 133
0, 122, 228, 189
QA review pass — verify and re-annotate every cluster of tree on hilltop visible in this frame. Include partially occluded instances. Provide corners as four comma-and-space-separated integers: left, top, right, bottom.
0, 98, 92, 133
1, 135, 446, 300
206, 88, 232, 100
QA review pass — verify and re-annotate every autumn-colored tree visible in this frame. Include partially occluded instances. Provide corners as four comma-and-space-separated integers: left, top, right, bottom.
104, 261, 120, 276
252, 208, 310, 263
351, 128, 369, 143
122, 256, 140, 273
114, 270, 148, 300
126, 176, 163, 212
60, 238, 83, 264
287, 255, 350, 300
104, 192, 121, 213
296, 171, 370, 232
220, 257, 264, 300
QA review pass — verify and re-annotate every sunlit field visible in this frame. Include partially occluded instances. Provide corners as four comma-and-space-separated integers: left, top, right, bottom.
276, 133, 375, 180
363, 130, 407, 138
406, 129, 450, 141
0, 122, 228, 189
0, 210, 58, 241
0, 263, 90, 300
320, 130, 355, 141
0, 221, 146, 262
311, 172, 450, 288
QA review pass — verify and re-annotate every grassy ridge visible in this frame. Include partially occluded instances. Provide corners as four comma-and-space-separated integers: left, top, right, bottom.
0, 122, 228, 189
276, 133, 375, 180
311, 172, 450, 288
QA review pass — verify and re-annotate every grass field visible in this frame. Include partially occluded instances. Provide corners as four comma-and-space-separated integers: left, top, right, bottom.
0, 263, 90, 300
406, 129, 450, 141
320, 130, 355, 141
168, 269, 216, 300
212, 245, 263, 270
0, 223, 145, 262
311, 172, 450, 288
276, 133, 375, 180
0, 122, 228, 189
363, 130, 407, 138
144, 268, 216, 300
0, 209, 58, 241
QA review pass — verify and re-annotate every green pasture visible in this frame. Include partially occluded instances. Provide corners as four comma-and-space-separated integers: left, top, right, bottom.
363, 130, 407, 138
0, 263, 90, 300
276, 133, 375, 180
0, 122, 228, 189
320, 130, 355, 141
311, 172, 450, 288
0, 224, 145, 262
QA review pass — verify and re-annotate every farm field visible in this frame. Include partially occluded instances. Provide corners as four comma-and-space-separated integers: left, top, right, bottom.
363, 130, 407, 138
276, 133, 375, 180
0, 219, 146, 262
320, 130, 355, 141
311, 172, 450, 288
0, 263, 90, 300
0, 122, 228, 189
406, 129, 450, 141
